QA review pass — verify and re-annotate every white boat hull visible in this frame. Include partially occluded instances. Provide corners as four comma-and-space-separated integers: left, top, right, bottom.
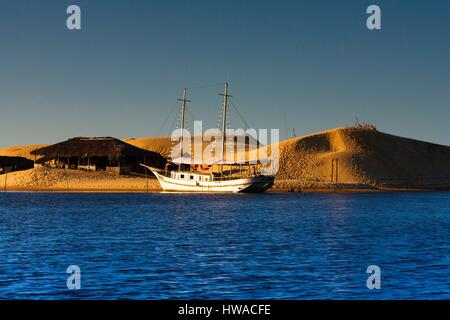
150, 169, 274, 193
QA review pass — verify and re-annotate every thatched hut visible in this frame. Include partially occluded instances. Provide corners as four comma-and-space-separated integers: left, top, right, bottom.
31, 137, 166, 174
0, 156, 34, 174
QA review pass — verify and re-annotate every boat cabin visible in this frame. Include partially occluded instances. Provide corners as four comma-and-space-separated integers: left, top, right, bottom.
170, 171, 212, 182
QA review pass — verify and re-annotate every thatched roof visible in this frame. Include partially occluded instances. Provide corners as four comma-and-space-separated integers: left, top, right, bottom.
31, 137, 166, 164
0, 156, 33, 168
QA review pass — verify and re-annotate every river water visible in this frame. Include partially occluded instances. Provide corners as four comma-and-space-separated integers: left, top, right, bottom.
0, 192, 449, 299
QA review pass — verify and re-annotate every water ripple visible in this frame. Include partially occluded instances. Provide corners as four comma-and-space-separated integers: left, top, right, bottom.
0, 192, 450, 299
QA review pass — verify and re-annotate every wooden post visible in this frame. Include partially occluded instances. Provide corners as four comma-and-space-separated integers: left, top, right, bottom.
331, 159, 334, 183
335, 158, 338, 183
145, 168, 148, 193
63, 165, 68, 191
4, 171, 7, 192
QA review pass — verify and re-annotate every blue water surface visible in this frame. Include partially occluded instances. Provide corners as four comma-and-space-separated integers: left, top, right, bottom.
0, 192, 449, 299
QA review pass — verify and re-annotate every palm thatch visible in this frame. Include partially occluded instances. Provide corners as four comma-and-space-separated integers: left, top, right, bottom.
0, 156, 34, 170
31, 137, 166, 167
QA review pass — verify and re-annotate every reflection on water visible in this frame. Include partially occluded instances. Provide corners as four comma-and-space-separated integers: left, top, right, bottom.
0, 192, 450, 299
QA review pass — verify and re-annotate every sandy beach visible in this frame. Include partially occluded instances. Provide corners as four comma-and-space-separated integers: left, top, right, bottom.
0, 167, 161, 192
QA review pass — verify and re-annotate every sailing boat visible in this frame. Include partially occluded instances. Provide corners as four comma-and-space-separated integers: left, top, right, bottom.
141, 83, 275, 193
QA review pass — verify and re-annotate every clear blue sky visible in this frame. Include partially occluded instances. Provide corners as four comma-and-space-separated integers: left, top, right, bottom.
1, 0, 449, 148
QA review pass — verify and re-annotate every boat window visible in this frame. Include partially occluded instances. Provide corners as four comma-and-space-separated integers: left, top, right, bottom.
190, 175, 194, 180
180, 174, 184, 179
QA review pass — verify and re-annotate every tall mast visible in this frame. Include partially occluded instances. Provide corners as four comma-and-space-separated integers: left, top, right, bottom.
178, 88, 189, 172
219, 82, 232, 173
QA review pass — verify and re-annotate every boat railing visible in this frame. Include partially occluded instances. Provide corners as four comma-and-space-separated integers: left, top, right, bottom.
158, 169, 262, 180
212, 175, 250, 181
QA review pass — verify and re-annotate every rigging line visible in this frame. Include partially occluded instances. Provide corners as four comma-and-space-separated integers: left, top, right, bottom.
229, 99, 251, 130
186, 82, 226, 90
168, 107, 180, 136
187, 109, 196, 125
157, 102, 179, 136
217, 103, 225, 128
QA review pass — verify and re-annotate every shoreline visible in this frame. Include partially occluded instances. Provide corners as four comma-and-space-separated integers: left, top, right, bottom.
0, 186, 443, 193
1, 168, 448, 194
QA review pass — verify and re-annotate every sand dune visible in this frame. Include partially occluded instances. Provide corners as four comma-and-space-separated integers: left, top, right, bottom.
0, 144, 47, 160
123, 126, 450, 190
124, 136, 173, 158
124, 134, 260, 160
2, 126, 450, 192
273, 126, 450, 190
